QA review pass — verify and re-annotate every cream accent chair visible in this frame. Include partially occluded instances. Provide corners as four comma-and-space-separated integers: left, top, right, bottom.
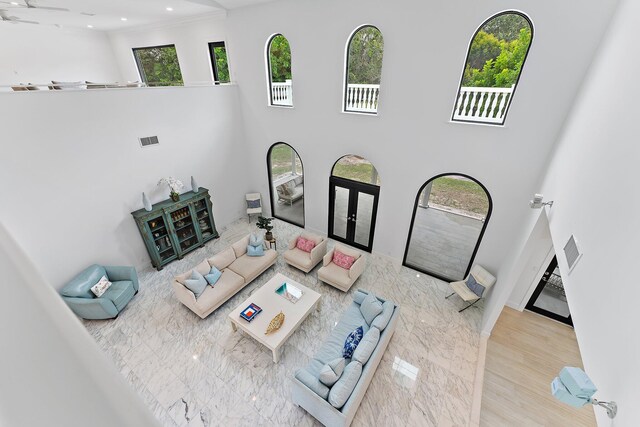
246, 193, 262, 220
317, 243, 366, 292
284, 232, 327, 273
446, 264, 496, 312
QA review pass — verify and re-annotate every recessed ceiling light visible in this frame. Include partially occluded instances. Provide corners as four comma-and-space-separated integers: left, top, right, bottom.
87, 24, 93, 28
166, 7, 173, 11
120, 17, 127, 21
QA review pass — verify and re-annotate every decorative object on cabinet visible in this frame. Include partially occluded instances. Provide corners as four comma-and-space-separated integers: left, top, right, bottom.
142, 192, 152, 211
158, 176, 184, 202
256, 216, 274, 240
131, 187, 218, 271
191, 176, 199, 192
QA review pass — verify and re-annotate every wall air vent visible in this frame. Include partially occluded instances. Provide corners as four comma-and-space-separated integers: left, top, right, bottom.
563, 234, 582, 272
139, 136, 159, 147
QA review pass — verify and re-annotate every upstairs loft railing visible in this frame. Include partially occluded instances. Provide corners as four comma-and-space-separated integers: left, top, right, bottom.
452, 85, 515, 124
345, 83, 380, 113
2, 80, 231, 92
271, 79, 293, 106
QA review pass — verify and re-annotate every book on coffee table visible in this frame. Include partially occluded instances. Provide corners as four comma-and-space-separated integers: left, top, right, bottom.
240, 303, 262, 322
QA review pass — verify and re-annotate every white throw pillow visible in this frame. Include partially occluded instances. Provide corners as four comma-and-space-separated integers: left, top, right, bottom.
91, 275, 112, 297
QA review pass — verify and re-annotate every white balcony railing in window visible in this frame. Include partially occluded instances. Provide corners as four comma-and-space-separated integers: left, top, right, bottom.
271, 80, 293, 106
345, 83, 380, 113
453, 85, 515, 124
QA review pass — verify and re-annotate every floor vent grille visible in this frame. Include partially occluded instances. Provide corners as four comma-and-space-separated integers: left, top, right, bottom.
563, 235, 582, 271
139, 136, 159, 147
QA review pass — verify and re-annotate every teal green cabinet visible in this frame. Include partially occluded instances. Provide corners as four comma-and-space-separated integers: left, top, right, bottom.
131, 188, 219, 270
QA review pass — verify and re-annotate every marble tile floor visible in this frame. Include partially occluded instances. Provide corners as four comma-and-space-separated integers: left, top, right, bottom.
83, 218, 484, 427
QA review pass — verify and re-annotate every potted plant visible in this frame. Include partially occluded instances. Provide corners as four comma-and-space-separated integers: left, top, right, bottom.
158, 177, 184, 202
256, 216, 274, 240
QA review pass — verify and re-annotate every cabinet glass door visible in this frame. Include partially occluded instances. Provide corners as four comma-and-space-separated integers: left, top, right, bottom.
194, 198, 215, 241
171, 206, 199, 254
147, 217, 176, 262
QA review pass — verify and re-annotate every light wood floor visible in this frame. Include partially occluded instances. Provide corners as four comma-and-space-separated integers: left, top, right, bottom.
480, 307, 596, 426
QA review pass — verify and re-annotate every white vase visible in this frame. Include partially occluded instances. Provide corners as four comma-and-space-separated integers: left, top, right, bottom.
191, 176, 199, 192
142, 192, 152, 211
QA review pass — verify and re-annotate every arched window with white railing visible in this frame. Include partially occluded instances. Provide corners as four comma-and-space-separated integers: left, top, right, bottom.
452, 11, 533, 125
266, 34, 293, 107
343, 25, 384, 115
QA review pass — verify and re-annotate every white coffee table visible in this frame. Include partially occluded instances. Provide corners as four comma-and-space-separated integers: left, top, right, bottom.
229, 273, 321, 363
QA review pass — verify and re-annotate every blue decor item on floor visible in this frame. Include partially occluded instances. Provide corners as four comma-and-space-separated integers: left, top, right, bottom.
342, 326, 364, 358
191, 176, 199, 192
142, 192, 152, 211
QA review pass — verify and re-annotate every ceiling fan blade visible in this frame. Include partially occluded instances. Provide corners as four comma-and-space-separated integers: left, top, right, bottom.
32, 5, 69, 11
184, 0, 227, 10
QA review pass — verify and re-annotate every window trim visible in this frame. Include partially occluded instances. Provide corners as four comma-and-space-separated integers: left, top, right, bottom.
451, 10, 534, 126
132, 44, 182, 87
208, 41, 230, 84
266, 142, 305, 227
342, 24, 384, 115
265, 33, 293, 108
402, 173, 493, 282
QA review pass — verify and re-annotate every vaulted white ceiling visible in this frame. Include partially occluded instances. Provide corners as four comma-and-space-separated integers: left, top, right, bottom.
0, 0, 277, 30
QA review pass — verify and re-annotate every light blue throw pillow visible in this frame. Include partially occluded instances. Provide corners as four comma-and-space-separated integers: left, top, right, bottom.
328, 361, 363, 409
352, 327, 380, 365
465, 274, 485, 298
319, 357, 346, 387
204, 266, 222, 286
184, 270, 207, 298
342, 326, 364, 358
371, 301, 394, 331
247, 244, 264, 257
360, 292, 384, 325
249, 233, 264, 247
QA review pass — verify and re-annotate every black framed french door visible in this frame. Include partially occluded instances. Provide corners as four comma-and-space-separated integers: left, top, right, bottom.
525, 256, 573, 326
328, 176, 379, 252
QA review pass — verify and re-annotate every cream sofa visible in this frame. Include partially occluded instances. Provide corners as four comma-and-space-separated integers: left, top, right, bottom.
317, 244, 366, 292
172, 234, 277, 319
284, 232, 328, 273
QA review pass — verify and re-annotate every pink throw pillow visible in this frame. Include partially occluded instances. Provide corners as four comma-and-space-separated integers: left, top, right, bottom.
296, 237, 316, 253
333, 250, 356, 270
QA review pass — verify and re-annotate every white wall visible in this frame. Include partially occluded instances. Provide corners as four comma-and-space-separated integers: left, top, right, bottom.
532, 0, 639, 423
0, 223, 158, 426
224, 0, 617, 316
0, 85, 251, 289
0, 25, 121, 87
109, 13, 229, 85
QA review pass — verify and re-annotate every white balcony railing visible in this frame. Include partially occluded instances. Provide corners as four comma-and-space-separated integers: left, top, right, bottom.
453, 85, 514, 124
345, 83, 380, 113
271, 80, 293, 106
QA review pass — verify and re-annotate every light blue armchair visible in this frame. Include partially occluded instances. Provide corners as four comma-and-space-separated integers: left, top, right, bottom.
60, 264, 138, 320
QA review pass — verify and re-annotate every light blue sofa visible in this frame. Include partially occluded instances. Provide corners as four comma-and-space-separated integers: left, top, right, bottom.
292, 290, 399, 427
60, 264, 138, 320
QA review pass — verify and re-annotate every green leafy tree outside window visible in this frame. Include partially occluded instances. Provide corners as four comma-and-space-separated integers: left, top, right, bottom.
462, 14, 532, 88
269, 35, 292, 82
134, 45, 183, 87
347, 26, 384, 85
213, 46, 230, 83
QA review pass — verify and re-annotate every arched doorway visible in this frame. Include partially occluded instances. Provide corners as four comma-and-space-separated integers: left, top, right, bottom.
267, 142, 304, 227
403, 173, 492, 281
328, 155, 380, 252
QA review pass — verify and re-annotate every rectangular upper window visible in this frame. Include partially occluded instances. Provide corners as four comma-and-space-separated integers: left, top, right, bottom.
208, 41, 231, 84
132, 44, 184, 87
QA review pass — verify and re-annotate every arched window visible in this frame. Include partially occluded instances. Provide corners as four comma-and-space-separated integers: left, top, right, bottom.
329, 155, 380, 252
404, 174, 492, 281
343, 25, 384, 115
452, 11, 533, 125
267, 143, 304, 226
266, 34, 293, 107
